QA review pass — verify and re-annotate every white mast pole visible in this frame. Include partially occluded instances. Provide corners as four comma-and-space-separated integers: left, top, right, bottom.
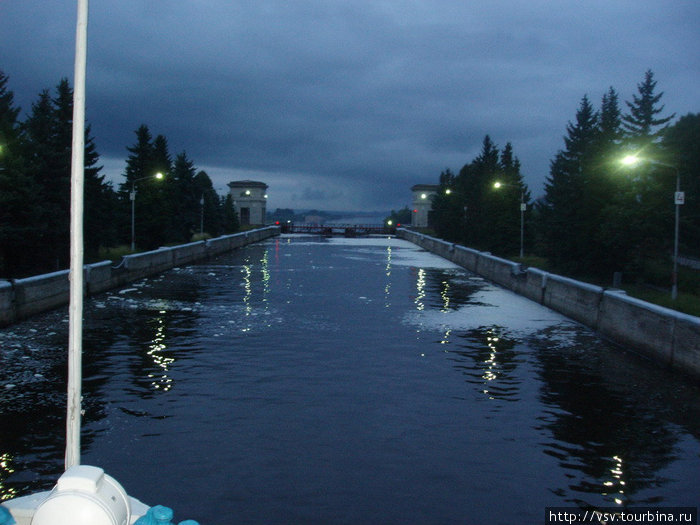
66, 0, 89, 470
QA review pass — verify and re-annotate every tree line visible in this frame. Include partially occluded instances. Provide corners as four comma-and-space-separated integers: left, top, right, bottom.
427, 70, 699, 283
0, 70, 239, 278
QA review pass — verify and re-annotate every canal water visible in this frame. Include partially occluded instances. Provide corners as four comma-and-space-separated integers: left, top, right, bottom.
1, 235, 699, 524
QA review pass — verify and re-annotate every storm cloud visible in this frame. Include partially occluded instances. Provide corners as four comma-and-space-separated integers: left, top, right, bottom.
1, 0, 698, 211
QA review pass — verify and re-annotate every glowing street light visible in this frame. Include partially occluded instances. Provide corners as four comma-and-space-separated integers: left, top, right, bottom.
493, 181, 526, 258
621, 154, 639, 166
621, 155, 683, 300
131, 172, 164, 251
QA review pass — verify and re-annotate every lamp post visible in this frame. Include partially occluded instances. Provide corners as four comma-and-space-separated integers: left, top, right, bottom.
200, 195, 205, 235
130, 172, 164, 252
622, 155, 683, 300
493, 181, 526, 258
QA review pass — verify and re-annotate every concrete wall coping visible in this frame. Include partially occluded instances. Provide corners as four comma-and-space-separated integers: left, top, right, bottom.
479, 252, 519, 266
86, 260, 113, 269
15, 269, 70, 284
603, 289, 700, 324
170, 240, 207, 249
125, 246, 173, 258
454, 245, 480, 255
547, 272, 605, 294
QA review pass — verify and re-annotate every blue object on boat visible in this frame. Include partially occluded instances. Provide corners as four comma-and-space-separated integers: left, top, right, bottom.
134, 504, 174, 524
0, 506, 16, 525
133, 504, 199, 525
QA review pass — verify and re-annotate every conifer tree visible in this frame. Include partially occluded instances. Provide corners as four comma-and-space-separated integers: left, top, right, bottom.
20, 78, 109, 270
491, 142, 529, 256
587, 87, 629, 274
194, 170, 225, 237
461, 135, 500, 249
171, 151, 199, 241
122, 125, 155, 190
662, 113, 700, 259
0, 71, 44, 276
538, 96, 599, 273
431, 168, 463, 242
221, 193, 240, 234
618, 70, 677, 272
622, 69, 675, 142
121, 125, 172, 249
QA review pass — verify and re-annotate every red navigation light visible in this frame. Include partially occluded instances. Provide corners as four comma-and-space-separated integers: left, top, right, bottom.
397, 223, 401, 227
275, 221, 280, 225
413, 209, 418, 213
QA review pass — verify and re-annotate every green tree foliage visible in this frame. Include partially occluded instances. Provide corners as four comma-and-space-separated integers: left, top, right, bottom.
431, 136, 530, 256
622, 69, 675, 143
121, 127, 239, 248
661, 113, 700, 258
385, 206, 412, 226
120, 126, 173, 250
194, 170, 227, 237
2, 70, 239, 277
430, 168, 463, 241
0, 70, 44, 276
221, 193, 240, 233
604, 71, 676, 276
171, 151, 199, 240
537, 71, 677, 280
538, 96, 599, 273
1, 76, 112, 276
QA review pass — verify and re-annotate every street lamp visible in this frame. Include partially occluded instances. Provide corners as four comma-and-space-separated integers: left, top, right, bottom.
200, 195, 205, 235
493, 181, 526, 258
130, 172, 164, 251
621, 155, 683, 300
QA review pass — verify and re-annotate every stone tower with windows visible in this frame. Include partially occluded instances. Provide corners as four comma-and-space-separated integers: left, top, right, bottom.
228, 180, 268, 225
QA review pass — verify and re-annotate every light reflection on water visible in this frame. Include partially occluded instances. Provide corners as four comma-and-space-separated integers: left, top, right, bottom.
1, 235, 698, 523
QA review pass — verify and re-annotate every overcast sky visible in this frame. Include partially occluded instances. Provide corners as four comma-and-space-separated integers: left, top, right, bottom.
1, 1, 698, 212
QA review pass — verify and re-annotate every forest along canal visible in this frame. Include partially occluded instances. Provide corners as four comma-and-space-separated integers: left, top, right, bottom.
1, 235, 699, 524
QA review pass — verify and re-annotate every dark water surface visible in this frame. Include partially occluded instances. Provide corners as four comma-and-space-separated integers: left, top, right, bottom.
1, 236, 699, 524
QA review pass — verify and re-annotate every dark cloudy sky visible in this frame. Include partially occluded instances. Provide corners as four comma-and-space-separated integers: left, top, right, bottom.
1, 1, 698, 212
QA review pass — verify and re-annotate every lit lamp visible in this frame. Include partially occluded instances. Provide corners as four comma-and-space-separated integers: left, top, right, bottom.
131, 172, 164, 251
493, 181, 526, 258
621, 155, 683, 299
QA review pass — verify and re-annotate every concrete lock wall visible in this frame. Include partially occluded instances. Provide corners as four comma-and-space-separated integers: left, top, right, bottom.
0, 226, 280, 327
397, 228, 700, 381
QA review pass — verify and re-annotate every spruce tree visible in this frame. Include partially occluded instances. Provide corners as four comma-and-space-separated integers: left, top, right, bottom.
0, 71, 43, 276
588, 86, 628, 275
121, 125, 171, 249
619, 70, 677, 272
622, 69, 675, 142
221, 193, 240, 233
461, 135, 500, 250
491, 142, 529, 256
22, 85, 70, 270
122, 125, 155, 190
194, 170, 224, 237
662, 113, 700, 259
538, 96, 599, 274
171, 151, 199, 241
431, 168, 463, 242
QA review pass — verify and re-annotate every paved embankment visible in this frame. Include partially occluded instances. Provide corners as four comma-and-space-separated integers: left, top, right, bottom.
0, 226, 280, 326
397, 228, 700, 382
